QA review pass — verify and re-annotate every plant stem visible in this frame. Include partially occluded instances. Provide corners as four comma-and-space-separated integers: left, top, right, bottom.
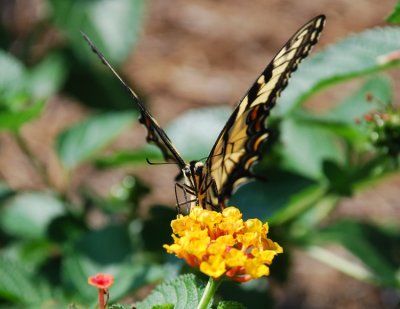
197, 277, 222, 309
98, 288, 105, 309
306, 246, 379, 285
13, 131, 51, 187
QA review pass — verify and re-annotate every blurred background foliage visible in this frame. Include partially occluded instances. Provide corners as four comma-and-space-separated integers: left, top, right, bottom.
0, 0, 399, 308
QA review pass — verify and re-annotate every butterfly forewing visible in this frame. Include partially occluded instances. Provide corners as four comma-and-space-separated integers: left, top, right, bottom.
81, 33, 186, 169
139, 112, 186, 167
205, 15, 325, 209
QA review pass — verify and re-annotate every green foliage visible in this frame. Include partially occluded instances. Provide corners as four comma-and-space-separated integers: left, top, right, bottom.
0, 256, 50, 306
0, 50, 65, 132
0, 99, 45, 131
47, 0, 146, 110
277, 27, 400, 116
48, 0, 145, 65
301, 220, 400, 289
110, 305, 132, 309
217, 301, 247, 309
386, 0, 400, 24
152, 305, 175, 309
0, 2, 399, 309
95, 146, 163, 168
98, 107, 232, 167
56, 111, 137, 170
136, 274, 207, 309
0, 192, 65, 239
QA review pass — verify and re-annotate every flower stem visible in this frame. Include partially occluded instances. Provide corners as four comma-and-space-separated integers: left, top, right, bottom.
197, 277, 222, 309
98, 288, 105, 309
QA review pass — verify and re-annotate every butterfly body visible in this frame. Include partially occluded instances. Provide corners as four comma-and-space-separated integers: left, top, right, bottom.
180, 161, 207, 207
83, 15, 326, 212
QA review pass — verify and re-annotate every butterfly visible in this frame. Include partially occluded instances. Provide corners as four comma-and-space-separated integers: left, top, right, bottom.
83, 15, 325, 212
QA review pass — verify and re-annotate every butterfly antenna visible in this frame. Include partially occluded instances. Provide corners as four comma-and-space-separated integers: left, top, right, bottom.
81, 32, 147, 113
146, 158, 179, 165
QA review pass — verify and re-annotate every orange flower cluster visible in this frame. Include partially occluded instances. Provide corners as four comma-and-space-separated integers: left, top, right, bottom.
164, 206, 283, 282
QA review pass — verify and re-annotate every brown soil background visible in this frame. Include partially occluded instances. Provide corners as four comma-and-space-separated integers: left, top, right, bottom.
1, 1, 399, 308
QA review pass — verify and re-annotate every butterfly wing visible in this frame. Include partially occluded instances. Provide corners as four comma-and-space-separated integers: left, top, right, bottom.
204, 15, 326, 209
138, 111, 186, 167
82, 33, 186, 168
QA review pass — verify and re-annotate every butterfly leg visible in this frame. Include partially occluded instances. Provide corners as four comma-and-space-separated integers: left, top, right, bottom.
202, 177, 222, 211
174, 182, 185, 214
175, 182, 197, 213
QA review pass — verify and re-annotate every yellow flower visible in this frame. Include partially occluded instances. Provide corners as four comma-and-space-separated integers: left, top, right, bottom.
164, 206, 283, 282
200, 255, 226, 278
244, 258, 270, 278
225, 248, 246, 267
244, 218, 263, 232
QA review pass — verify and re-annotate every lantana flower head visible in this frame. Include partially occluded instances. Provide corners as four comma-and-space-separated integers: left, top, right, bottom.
164, 206, 283, 282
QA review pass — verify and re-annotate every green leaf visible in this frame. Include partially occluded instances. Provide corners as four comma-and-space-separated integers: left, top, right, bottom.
97, 106, 231, 167
48, 0, 145, 110
0, 192, 65, 239
136, 274, 207, 309
280, 117, 345, 179
62, 253, 161, 303
0, 256, 45, 304
325, 76, 392, 123
95, 146, 162, 168
84, 175, 150, 215
152, 305, 174, 309
62, 225, 162, 302
49, 0, 145, 65
74, 225, 132, 264
288, 194, 340, 231
56, 111, 137, 169
1, 240, 55, 271
386, 0, 400, 24
0, 50, 25, 101
267, 184, 327, 226
0, 50, 54, 131
110, 305, 132, 309
27, 53, 66, 98
141, 206, 177, 252
305, 220, 400, 287
61, 254, 101, 302
302, 76, 394, 149
217, 301, 247, 309
0, 100, 45, 131
229, 170, 316, 221
0, 181, 14, 201
322, 161, 352, 196
217, 279, 273, 309
165, 106, 231, 160
277, 27, 400, 116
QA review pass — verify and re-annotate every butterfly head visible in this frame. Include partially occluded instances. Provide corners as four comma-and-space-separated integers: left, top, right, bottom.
183, 161, 204, 178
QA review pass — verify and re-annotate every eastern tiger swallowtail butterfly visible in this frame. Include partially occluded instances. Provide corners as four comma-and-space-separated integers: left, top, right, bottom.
83, 15, 325, 212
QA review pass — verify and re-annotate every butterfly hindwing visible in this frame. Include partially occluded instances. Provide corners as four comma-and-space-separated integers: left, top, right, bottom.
205, 15, 326, 208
